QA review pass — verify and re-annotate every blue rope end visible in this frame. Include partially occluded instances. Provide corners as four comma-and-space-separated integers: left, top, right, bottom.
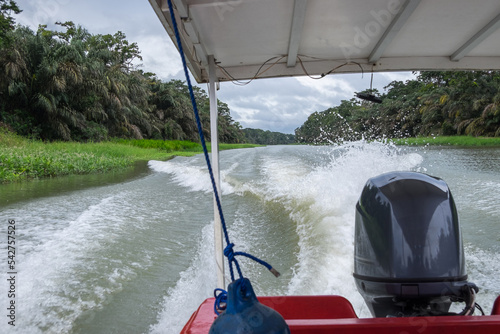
269, 267, 281, 278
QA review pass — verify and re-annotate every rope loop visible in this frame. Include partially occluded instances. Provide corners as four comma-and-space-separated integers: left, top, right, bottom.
214, 288, 228, 315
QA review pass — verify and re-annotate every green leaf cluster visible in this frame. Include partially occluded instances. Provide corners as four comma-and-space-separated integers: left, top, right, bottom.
0, 0, 21, 47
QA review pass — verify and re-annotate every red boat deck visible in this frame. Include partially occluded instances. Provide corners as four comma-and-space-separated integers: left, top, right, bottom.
181, 295, 500, 333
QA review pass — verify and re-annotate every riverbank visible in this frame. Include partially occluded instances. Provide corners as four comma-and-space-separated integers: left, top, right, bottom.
0, 131, 260, 183
392, 136, 500, 146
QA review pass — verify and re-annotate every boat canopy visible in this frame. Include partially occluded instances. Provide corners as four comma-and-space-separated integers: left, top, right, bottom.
148, 0, 500, 83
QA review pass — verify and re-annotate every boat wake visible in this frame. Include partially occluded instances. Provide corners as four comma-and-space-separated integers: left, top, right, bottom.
148, 141, 426, 332
147, 141, 499, 333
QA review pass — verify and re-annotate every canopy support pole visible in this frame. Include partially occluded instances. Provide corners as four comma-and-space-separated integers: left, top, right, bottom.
208, 55, 225, 289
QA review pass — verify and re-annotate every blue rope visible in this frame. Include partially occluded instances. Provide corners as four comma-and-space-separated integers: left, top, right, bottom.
213, 288, 227, 315
166, 0, 280, 312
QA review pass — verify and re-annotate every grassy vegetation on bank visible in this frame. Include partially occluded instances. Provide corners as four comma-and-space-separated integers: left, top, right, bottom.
117, 139, 261, 155
392, 136, 500, 147
0, 130, 260, 183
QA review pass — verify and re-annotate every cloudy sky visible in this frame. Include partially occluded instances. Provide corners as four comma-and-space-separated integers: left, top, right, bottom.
16, 0, 414, 134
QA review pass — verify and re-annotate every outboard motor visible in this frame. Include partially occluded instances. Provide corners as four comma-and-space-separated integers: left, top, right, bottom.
354, 171, 478, 317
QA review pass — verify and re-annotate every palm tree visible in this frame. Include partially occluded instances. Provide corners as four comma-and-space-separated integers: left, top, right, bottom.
470, 88, 500, 137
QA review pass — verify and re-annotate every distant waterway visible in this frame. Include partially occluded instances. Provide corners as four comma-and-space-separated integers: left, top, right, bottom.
1, 142, 499, 333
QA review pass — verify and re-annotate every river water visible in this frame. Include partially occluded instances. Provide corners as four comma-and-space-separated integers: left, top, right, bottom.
1, 142, 499, 333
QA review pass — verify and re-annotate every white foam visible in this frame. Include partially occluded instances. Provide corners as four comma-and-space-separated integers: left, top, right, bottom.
464, 245, 500, 313
1, 193, 151, 333
148, 159, 235, 195
149, 223, 217, 334
250, 141, 424, 317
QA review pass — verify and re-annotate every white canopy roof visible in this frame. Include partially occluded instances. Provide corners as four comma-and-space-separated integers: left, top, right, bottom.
148, 0, 500, 83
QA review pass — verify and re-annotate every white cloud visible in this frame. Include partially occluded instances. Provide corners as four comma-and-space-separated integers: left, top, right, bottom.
380, 72, 416, 83
296, 76, 357, 98
135, 34, 183, 79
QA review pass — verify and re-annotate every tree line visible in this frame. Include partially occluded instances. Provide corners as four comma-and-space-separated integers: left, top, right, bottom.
296, 71, 500, 143
242, 128, 295, 145
0, 2, 245, 143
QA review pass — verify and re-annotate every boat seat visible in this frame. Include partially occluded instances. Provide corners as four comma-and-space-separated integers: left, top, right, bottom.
259, 295, 358, 320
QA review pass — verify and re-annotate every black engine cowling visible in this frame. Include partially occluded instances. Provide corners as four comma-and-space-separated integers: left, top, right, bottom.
354, 171, 477, 317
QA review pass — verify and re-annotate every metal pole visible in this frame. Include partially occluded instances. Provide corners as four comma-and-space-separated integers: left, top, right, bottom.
208, 55, 225, 289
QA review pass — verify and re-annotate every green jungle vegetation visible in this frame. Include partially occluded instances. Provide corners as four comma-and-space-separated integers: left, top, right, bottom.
0, 2, 245, 143
295, 71, 500, 144
0, 2, 293, 146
